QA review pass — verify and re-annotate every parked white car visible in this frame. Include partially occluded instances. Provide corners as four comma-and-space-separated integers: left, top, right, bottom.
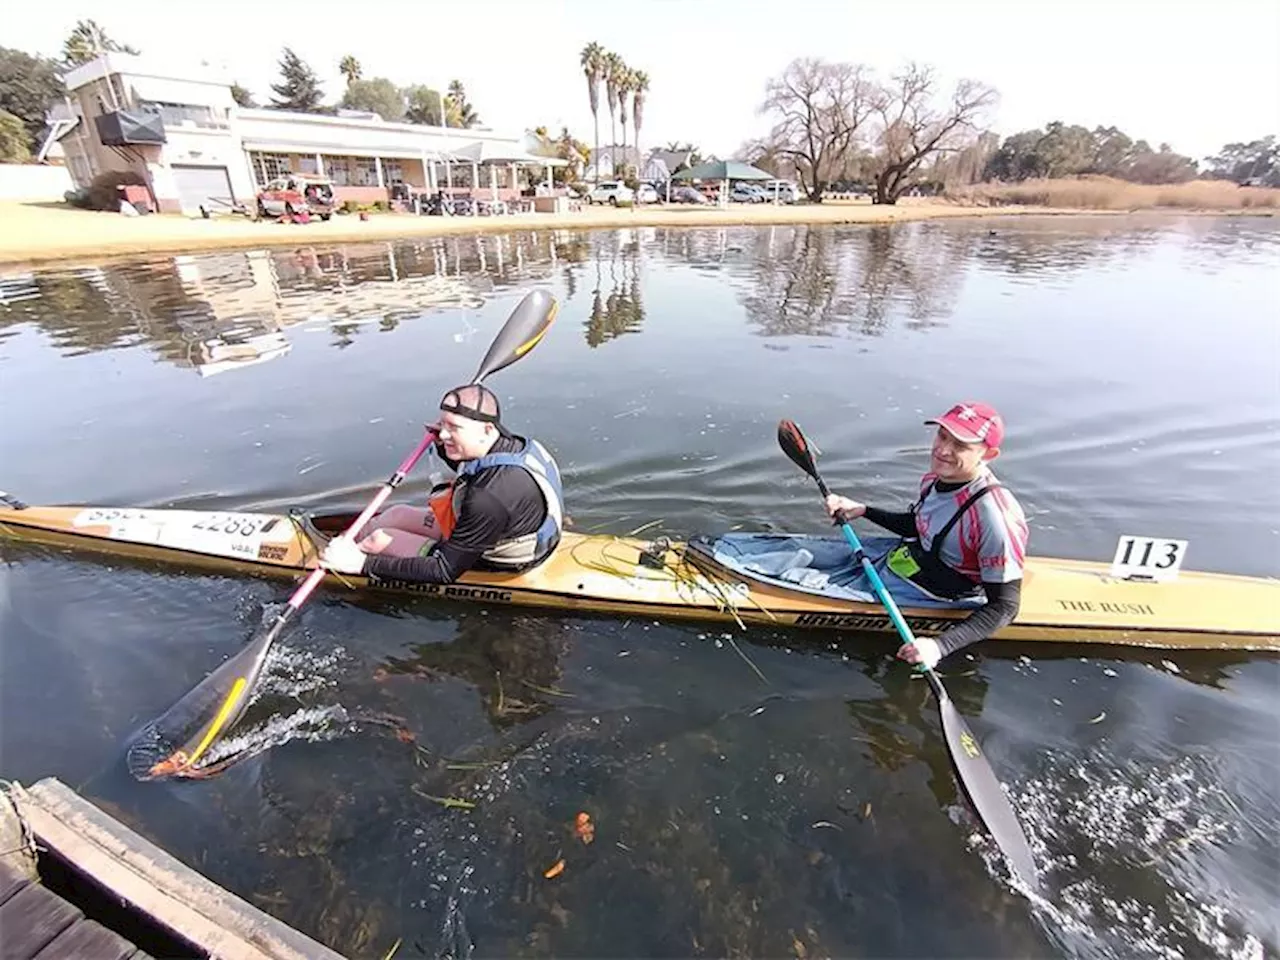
635, 183, 660, 204
762, 180, 802, 203
587, 181, 635, 205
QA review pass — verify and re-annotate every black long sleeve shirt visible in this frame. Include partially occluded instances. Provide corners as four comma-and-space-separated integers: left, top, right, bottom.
364, 434, 548, 585
861, 499, 1022, 657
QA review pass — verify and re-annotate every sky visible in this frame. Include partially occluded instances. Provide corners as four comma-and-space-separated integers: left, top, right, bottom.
10, 0, 1279, 162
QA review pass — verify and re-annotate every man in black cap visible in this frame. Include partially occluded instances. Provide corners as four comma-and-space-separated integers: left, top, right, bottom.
320, 384, 564, 584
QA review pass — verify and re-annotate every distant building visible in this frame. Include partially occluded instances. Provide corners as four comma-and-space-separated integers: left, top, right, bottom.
645, 149, 693, 177
587, 145, 642, 181
47, 53, 562, 214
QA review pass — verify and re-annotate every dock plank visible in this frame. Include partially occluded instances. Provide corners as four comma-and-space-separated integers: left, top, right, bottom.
29, 916, 138, 960
0, 865, 30, 908
0, 882, 82, 958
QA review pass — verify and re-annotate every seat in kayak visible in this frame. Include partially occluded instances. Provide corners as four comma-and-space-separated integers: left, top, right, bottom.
689, 533, 985, 610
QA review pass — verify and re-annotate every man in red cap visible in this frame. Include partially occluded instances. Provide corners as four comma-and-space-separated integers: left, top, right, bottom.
824, 401, 1028, 669
320, 383, 564, 584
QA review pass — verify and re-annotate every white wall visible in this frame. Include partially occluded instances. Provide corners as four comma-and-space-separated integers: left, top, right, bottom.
0, 164, 75, 201
158, 127, 256, 201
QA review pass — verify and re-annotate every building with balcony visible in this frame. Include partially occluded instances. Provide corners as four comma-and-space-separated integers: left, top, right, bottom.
49, 53, 564, 215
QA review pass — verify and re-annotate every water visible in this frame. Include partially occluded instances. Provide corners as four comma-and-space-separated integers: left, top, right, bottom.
1, 217, 1277, 959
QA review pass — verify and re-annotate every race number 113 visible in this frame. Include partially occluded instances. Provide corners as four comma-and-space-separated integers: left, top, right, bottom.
1110, 535, 1188, 581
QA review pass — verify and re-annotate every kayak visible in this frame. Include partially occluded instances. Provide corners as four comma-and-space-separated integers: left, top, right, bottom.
1, 495, 1276, 651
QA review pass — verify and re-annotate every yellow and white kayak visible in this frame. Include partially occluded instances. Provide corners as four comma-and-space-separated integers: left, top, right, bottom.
1, 496, 1276, 651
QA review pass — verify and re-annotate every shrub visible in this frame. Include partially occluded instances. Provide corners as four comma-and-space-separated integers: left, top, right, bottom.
86, 169, 148, 211
947, 176, 1280, 211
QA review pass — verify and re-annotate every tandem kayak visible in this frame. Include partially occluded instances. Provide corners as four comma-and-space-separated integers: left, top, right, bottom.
1, 494, 1276, 651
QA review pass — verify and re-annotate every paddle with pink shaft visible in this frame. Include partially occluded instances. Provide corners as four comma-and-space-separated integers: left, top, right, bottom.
126, 289, 559, 781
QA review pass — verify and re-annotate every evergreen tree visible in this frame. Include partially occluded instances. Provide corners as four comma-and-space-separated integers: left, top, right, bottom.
270, 48, 323, 112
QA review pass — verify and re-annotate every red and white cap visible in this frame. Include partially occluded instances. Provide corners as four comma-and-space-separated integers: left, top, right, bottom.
925, 402, 1005, 449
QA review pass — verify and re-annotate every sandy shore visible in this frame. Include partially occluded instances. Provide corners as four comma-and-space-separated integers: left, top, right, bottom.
0, 197, 1256, 269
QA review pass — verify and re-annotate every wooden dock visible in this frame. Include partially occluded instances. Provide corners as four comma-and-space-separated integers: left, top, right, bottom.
1, 778, 347, 960
0, 858, 155, 959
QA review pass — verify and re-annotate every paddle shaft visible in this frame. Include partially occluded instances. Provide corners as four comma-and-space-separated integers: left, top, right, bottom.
286, 428, 437, 612
817, 484, 922, 649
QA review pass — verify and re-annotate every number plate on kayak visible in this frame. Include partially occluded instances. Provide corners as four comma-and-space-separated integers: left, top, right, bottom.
1110, 535, 1188, 581
72, 508, 293, 562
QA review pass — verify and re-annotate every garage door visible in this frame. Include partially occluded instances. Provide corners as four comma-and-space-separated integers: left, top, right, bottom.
171, 165, 233, 214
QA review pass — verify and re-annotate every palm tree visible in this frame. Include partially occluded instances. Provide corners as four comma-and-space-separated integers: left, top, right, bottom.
446, 79, 479, 127
337, 55, 363, 86
339, 55, 361, 86
580, 42, 605, 182
631, 71, 649, 173
617, 68, 633, 168
603, 52, 624, 174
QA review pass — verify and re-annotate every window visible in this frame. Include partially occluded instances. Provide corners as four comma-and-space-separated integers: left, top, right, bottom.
251, 152, 292, 184
382, 159, 403, 183
298, 156, 319, 175
441, 163, 473, 188
327, 157, 350, 185
324, 156, 378, 186
137, 101, 228, 129
352, 157, 378, 186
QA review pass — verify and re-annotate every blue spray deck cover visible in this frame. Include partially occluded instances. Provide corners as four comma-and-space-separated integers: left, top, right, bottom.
687, 533, 984, 610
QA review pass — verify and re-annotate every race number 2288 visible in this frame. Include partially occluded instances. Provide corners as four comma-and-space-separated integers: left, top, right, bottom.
1110, 535, 1188, 581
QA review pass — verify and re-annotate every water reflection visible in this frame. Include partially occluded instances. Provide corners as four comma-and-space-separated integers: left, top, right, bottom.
0, 232, 575, 372
11, 219, 1255, 373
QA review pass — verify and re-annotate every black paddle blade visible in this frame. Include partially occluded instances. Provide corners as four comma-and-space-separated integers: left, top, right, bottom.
929, 675, 1039, 891
126, 619, 281, 780
472, 289, 558, 383
777, 419, 820, 479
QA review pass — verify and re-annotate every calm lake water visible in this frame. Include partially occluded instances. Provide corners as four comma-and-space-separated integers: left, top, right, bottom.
1, 216, 1277, 959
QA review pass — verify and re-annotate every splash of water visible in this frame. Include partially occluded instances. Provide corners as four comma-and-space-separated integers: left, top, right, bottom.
126, 634, 350, 780
1008, 749, 1266, 959
195, 703, 354, 770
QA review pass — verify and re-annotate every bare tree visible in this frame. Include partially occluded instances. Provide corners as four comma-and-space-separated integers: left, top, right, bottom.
870, 64, 997, 204
758, 58, 875, 203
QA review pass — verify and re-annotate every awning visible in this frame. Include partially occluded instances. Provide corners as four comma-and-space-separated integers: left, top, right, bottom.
240, 138, 454, 160
450, 141, 568, 165
673, 160, 773, 182
127, 75, 230, 108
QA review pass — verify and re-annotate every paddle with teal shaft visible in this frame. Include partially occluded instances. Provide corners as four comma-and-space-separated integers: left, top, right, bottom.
776, 418, 1039, 892
125, 289, 559, 781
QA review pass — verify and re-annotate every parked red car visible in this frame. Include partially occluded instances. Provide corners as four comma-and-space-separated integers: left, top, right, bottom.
256, 173, 336, 220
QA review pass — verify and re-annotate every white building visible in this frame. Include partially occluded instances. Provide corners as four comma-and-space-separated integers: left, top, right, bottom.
50, 53, 562, 214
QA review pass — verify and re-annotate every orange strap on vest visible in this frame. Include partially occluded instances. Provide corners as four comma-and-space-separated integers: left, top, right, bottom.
428, 485, 457, 539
